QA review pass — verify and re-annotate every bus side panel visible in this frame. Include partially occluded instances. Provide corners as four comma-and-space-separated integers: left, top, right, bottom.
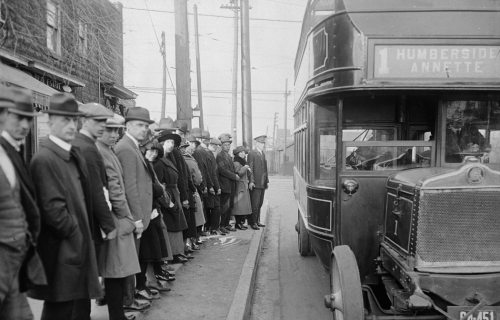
307, 185, 336, 269
338, 174, 388, 285
294, 166, 308, 219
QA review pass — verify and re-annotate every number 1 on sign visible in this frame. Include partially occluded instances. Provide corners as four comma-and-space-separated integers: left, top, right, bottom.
459, 311, 495, 320
378, 47, 390, 75
394, 220, 398, 236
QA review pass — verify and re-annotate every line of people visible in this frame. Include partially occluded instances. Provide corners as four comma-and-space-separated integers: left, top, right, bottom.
0, 87, 269, 320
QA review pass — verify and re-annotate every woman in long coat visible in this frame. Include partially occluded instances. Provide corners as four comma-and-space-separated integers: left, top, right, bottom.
96, 124, 141, 320
182, 144, 205, 240
155, 133, 190, 263
232, 146, 253, 229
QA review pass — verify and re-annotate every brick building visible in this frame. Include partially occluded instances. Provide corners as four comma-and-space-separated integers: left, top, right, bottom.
0, 0, 136, 160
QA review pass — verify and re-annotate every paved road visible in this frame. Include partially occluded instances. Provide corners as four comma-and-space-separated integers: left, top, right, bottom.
250, 176, 332, 320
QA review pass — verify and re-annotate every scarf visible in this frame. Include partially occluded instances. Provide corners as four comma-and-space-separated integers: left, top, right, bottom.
233, 155, 247, 167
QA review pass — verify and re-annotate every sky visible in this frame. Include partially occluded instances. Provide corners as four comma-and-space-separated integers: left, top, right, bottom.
120, 0, 306, 145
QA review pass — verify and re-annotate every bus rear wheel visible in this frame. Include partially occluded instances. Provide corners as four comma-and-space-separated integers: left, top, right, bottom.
297, 210, 311, 256
325, 245, 364, 320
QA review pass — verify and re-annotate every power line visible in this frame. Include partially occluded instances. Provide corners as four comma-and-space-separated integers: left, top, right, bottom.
143, 0, 161, 50
122, 6, 302, 23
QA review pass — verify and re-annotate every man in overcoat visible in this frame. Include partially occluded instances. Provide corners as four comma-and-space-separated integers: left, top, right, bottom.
216, 134, 239, 233
72, 103, 117, 254
247, 135, 269, 228
205, 137, 222, 234
97, 114, 143, 319
114, 107, 155, 308
0, 87, 46, 319
29, 93, 102, 319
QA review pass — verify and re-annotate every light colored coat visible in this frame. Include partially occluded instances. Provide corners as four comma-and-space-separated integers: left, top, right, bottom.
96, 141, 140, 278
114, 135, 153, 229
232, 161, 252, 216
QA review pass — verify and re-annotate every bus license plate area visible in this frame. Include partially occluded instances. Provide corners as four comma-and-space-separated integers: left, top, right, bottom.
448, 307, 500, 320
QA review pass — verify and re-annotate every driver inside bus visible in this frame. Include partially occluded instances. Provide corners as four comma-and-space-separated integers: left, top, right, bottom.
445, 108, 489, 163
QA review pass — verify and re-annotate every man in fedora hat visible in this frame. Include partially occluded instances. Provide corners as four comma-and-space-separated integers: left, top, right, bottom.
216, 134, 239, 233
114, 107, 156, 309
247, 135, 269, 228
29, 92, 103, 319
174, 119, 189, 138
0, 87, 46, 319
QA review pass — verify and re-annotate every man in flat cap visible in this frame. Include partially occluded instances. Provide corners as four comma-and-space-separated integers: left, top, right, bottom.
247, 135, 269, 229
0, 87, 46, 319
29, 93, 102, 319
97, 114, 144, 319
216, 134, 239, 233
73, 103, 117, 248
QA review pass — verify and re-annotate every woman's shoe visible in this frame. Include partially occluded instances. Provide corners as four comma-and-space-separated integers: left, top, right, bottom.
251, 224, 260, 230
235, 223, 244, 230
210, 230, 218, 235
191, 243, 200, 250
219, 227, 229, 234
172, 255, 188, 263
136, 288, 160, 300
178, 253, 194, 260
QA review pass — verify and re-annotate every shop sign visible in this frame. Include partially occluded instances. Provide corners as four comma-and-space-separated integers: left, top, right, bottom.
373, 45, 500, 79
31, 73, 64, 91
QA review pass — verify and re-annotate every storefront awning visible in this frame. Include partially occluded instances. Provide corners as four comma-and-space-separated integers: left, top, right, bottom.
102, 82, 138, 100
0, 62, 57, 107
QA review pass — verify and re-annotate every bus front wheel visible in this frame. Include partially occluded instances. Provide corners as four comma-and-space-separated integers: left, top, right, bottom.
297, 210, 311, 256
325, 245, 364, 320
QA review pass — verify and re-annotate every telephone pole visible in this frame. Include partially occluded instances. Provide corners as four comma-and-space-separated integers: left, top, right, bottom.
194, 4, 204, 129
221, 0, 240, 148
241, 0, 252, 149
161, 31, 166, 119
283, 78, 291, 169
272, 112, 278, 173
174, 0, 192, 126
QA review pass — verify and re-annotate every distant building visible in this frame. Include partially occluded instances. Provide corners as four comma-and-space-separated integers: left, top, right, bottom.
0, 0, 136, 161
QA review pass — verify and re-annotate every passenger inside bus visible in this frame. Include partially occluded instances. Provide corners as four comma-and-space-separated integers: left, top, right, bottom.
445, 102, 491, 163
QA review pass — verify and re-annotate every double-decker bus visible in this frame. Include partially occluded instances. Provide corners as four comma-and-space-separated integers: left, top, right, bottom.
293, 0, 500, 319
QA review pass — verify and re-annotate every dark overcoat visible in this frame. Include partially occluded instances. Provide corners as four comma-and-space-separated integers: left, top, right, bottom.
205, 149, 220, 208
72, 132, 116, 244
167, 148, 190, 203
153, 157, 188, 232
247, 149, 269, 189
216, 150, 237, 194
28, 139, 102, 301
0, 138, 46, 299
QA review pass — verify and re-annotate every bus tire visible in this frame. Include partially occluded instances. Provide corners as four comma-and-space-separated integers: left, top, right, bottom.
325, 245, 364, 320
298, 210, 311, 256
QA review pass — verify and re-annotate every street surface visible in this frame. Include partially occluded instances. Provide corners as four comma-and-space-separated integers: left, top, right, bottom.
250, 176, 332, 320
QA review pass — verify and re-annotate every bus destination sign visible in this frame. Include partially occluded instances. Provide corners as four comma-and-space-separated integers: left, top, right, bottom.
374, 45, 500, 79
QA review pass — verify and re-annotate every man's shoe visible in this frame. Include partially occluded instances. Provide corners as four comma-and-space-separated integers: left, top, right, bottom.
156, 271, 175, 282
257, 222, 266, 227
235, 223, 244, 230
123, 299, 150, 311
241, 225, 248, 230
218, 228, 229, 235
146, 280, 171, 292
251, 224, 260, 230
179, 253, 194, 260
226, 225, 237, 232
172, 255, 188, 263
95, 296, 107, 306
210, 230, 218, 235
136, 288, 160, 300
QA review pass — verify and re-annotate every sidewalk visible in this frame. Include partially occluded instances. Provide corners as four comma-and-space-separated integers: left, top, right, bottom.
29, 200, 269, 320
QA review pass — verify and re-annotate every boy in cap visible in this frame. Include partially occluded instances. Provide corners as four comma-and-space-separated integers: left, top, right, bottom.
0, 87, 46, 319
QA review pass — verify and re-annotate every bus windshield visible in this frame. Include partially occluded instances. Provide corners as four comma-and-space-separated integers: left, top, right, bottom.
444, 100, 500, 164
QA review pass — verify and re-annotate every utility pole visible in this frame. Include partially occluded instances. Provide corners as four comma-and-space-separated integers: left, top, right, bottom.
194, 4, 204, 129
174, 0, 192, 127
241, 0, 252, 149
283, 78, 291, 170
221, 0, 240, 148
161, 31, 166, 119
272, 112, 278, 173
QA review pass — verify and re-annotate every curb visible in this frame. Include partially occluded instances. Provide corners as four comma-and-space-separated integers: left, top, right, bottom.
226, 199, 269, 320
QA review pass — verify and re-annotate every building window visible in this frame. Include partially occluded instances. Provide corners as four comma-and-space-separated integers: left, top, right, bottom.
46, 0, 61, 54
78, 20, 87, 54
0, 0, 6, 25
